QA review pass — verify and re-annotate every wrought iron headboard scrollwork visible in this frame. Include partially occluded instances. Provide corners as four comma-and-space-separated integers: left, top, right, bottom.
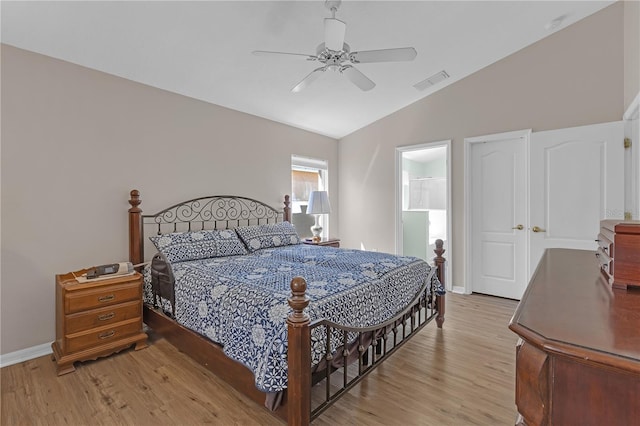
128, 190, 291, 265
143, 195, 288, 235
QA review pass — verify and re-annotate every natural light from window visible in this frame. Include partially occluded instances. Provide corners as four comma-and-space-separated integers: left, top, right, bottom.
291, 155, 329, 239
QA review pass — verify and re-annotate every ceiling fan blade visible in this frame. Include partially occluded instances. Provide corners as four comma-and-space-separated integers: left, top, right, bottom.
341, 65, 375, 91
252, 50, 317, 61
291, 67, 326, 93
324, 18, 346, 51
349, 47, 417, 63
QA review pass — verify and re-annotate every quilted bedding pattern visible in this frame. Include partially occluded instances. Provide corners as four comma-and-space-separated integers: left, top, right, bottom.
145, 244, 443, 392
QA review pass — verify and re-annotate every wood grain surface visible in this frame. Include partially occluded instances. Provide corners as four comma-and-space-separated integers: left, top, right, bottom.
2, 293, 518, 426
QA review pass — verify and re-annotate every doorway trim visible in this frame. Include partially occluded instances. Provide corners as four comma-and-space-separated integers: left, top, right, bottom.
623, 91, 640, 219
464, 129, 531, 295
395, 140, 452, 291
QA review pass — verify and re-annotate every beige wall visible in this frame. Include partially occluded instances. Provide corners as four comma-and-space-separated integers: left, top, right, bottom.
624, 0, 640, 111
0, 45, 338, 355
338, 3, 624, 288
1, 1, 633, 356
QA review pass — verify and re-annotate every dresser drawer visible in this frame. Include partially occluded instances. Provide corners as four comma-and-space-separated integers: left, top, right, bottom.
599, 220, 640, 289
65, 300, 141, 334
65, 281, 141, 314
596, 233, 613, 257
65, 318, 141, 353
596, 247, 613, 277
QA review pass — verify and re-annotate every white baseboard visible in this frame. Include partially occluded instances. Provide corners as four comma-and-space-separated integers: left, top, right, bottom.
0, 342, 53, 368
451, 285, 467, 294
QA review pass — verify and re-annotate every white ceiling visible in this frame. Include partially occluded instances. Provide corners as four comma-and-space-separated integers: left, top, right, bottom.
1, 1, 613, 139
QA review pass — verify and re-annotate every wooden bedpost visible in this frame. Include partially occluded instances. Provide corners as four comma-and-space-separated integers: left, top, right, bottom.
287, 277, 311, 426
284, 195, 292, 223
128, 189, 144, 267
434, 239, 446, 328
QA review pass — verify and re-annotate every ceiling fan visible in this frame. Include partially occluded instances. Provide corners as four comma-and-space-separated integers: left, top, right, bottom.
253, 0, 417, 93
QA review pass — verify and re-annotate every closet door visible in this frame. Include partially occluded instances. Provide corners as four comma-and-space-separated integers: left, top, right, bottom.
529, 121, 624, 275
468, 132, 528, 300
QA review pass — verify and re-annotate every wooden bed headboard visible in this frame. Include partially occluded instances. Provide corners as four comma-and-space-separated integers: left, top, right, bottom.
128, 190, 291, 265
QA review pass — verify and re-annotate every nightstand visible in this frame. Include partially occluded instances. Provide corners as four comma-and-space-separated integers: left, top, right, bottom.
51, 270, 147, 375
303, 238, 340, 248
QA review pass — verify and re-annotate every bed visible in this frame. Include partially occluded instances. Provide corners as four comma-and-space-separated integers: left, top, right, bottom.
127, 190, 446, 425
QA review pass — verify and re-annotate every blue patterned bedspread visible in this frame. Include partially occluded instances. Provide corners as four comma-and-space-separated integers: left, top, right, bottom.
147, 244, 444, 393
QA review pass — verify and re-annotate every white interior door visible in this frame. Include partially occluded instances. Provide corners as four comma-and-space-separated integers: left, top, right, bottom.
469, 132, 528, 299
529, 121, 624, 274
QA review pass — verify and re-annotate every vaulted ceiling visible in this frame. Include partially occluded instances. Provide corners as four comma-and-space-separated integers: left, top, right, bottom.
1, 1, 613, 138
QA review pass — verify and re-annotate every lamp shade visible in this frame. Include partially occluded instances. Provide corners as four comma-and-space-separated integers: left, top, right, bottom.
307, 191, 332, 215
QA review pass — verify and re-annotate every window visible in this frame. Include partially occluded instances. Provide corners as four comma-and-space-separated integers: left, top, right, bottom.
291, 155, 329, 239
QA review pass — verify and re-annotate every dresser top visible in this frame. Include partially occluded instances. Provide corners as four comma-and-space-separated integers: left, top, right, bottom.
510, 248, 640, 371
601, 219, 640, 233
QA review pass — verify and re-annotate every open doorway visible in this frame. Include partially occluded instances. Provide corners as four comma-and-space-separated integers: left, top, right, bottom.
396, 141, 452, 291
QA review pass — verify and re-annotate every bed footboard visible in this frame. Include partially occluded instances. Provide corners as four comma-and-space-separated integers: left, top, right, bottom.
286, 241, 446, 425
286, 278, 312, 425
433, 239, 446, 328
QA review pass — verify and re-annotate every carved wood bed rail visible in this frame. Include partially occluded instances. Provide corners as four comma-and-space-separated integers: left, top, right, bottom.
127, 189, 445, 425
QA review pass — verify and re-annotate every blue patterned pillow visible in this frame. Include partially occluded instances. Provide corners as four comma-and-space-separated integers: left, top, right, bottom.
149, 229, 247, 263
235, 222, 301, 252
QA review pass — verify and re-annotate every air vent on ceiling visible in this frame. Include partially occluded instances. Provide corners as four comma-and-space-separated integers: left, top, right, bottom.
413, 70, 450, 91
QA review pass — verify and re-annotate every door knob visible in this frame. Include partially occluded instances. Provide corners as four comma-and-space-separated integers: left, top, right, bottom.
512, 224, 524, 230
532, 226, 546, 233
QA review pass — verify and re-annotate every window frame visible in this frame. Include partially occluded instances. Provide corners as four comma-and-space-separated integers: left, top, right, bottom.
291, 155, 329, 239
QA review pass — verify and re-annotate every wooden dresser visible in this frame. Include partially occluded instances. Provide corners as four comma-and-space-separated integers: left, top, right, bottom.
52, 270, 147, 375
597, 219, 640, 289
509, 249, 640, 426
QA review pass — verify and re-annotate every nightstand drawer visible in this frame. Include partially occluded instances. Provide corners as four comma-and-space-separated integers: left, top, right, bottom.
65, 300, 141, 334
65, 281, 141, 313
65, 318, 141, 353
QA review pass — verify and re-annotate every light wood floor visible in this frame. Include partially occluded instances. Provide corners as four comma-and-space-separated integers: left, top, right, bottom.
1, 293, 519, 425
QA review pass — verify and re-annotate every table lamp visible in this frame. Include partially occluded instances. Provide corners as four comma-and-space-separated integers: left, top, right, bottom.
307, 190, 331, 242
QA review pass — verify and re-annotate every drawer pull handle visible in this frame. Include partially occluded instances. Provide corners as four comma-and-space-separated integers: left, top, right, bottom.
98, 295, 115, 303
97, 312, 115, 321
99, 330, 116, 340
